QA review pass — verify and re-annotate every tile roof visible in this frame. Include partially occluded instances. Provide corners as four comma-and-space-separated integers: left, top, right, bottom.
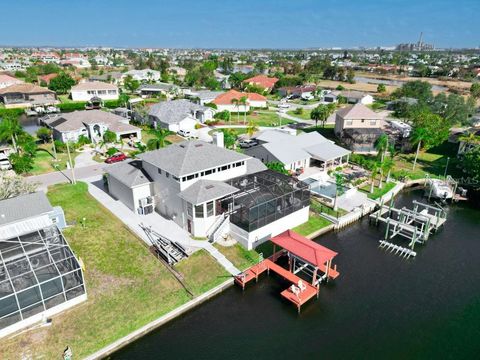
137, 140, 250, 177
212, 89, 266, 105
71, 81, 118, 91
336, 103, 383, 120
0, 83, 54, 95
244, 75, 278, 89
178, 180, 239, 205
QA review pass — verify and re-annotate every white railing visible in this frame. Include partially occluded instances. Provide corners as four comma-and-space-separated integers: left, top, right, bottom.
209, 215, 230, 243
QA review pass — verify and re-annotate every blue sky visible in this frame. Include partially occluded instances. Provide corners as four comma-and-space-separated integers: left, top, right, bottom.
1, 0, 478, 48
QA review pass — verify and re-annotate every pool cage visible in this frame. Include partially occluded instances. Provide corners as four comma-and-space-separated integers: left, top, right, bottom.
0, 225, 86, 333
226, 170, 310, 232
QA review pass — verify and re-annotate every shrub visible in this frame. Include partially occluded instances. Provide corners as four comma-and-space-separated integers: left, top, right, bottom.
9, 153, 34, 174
294, 107, 303, 115
36, 127, 52, 143
58, 102, 86, 112
78, 135, 91, 146
106, 147, 119, 156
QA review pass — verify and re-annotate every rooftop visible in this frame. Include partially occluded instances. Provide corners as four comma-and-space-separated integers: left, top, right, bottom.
212, 89, 266, 105
178, 180, 239, 205
43, 110, 138, 132
244, 75, 278, 89
106, 160, 153, 188
138, 140, 250, 177
148, 99, 208, 124
336, 103, 383, 120
0, 192, 53, 227
71, 81, 118, 91
0, 83, 54, 95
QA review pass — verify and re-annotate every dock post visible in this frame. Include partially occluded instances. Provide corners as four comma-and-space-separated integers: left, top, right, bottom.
384, 218, 391, 240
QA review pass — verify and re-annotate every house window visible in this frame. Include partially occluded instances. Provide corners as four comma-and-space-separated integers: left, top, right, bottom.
166, 172, 170, 178
87, 90, 96, 95
108, 90, 117, 94
97, 90, 107, 95
346, 120, 353, 125
173, 176, 179, 181
361, 119, 365, 123
158, 168, 162, 174
370, 120, 377, 125
206, 201, 214, 217
187, 203, 193, 217
195, 204, 204, 218
186, 174, 195, 181
221, 165, 228, 171
204, 169, 213, 176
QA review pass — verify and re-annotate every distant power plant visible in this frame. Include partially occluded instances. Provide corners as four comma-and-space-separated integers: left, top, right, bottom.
396, 32, 434, 51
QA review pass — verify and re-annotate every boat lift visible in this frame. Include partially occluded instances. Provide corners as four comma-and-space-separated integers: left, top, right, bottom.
369, 199, 448, 256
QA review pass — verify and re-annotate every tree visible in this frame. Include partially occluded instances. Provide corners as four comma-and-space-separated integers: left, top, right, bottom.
0, 172, 37, 200
220, 129, 237, 149
375, 134, 389, 163
147, 128, 174, 150
103, 130, 117, 144
311, 104, 334, 128
8, 153, 34, 174
123, 75, 140, 93
231, 98, 240, 123
462, 146, 480, 187
0, 115, 23, 152
246, 121, 259, 138
48, 73, 75, 94
239, 96, 248, 124
393, 80, 433, 103
266, 162, 289, 175
377, 84, 387, 93
370, 161, 381, 193
346, 68, 355, 84
36, 127, 52, 143
470, 83, 480, 99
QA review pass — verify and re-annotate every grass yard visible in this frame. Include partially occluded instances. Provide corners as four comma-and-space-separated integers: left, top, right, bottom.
227, 110, 294, 127
0, 182, 228, 359
140, 129, 184, 145
360, 181, 396, 200
293, 213, 332, 237
214, 243, 261, 271
287, 109, 312, 120
30, 145, 79, 175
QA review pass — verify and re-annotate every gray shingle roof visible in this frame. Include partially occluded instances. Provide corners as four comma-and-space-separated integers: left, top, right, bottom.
106, 160, 152, 188
336, 103, 383, 120
245, 158, 268, 174
304, 142, 351, 161
137, 140, 250, 177
148, 99, 208, 125
0, 192, 53, 226
178, 180, 239, 205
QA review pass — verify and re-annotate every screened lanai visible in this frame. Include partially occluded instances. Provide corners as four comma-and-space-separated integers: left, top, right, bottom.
226, 170, 310, 232
0, 225, 86, 333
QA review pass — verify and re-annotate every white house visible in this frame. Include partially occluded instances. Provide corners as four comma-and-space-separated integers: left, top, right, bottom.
70, 81, 119, 102
106, 140, 310, 249
122, 69, 161, 82
148, 99, 214, 133
340, 91, 375, 105
212, 89, 267, 112
42, 110, 141, 143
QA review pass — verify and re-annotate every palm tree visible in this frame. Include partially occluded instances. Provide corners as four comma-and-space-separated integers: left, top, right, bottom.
370, 162, 381, 193
411, 127, 429, 171
147, 128, 174, 150
325, 103, 336, 127
374, 134, 389, 163
231, 98, 240, 124
458, 132, 480, 154
239, 96, 248, 125
246, 121, 259, 138
0, 115, 23, 153
310, 107, 322, 128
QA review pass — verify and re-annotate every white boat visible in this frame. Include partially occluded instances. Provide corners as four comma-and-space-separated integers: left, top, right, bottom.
25, 109, 38, 116
429, 179, 453, 200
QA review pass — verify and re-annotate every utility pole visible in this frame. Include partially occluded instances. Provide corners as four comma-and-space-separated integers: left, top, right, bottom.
51, 134, 57, 160
66, 141, 76, 184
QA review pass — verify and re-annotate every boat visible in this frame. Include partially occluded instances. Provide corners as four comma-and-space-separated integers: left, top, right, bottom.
25, 108, 38, 116
429, 179, 453, 200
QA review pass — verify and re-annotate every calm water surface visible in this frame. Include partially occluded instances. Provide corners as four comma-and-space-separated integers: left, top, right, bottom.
112, 191, 480, 359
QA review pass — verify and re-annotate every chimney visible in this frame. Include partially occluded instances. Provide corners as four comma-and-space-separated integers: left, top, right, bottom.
212, 131, 224, 148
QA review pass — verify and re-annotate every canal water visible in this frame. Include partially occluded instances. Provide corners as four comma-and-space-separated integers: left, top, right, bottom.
18, 114, 41, 135
354, 76, 448, 92
112, 190, 480, 359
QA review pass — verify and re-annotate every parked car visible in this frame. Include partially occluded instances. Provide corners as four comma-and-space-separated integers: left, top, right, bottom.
0, 153, 12, 170
105, 153, 127, 164
239, 139, 258, 148
278, 103, 290, 109
177, 129, 193, 138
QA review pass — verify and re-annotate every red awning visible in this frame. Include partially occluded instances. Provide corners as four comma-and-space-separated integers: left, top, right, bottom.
271, 230, 338, 267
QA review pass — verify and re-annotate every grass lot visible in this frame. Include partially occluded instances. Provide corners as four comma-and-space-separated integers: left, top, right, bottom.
0, 182, 228, 359
302, 125, 336, 141
293, 213, 332, 237
224, 111, 294, 127
360, 181, 396, 200
310, 198, 347, 218
30, 145, 79, 175
287, 109, 312, 120
208, 128, 248, 137
214, 244, 261, 271
140, 129, 184, 145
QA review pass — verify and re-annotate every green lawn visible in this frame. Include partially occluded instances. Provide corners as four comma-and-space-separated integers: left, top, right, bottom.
226, 111, 294, 127
293, 213, 332, 237
361, 181, 396, 200
0, 182, 228, 359
214, 243, 261, 271
30, 145, 79, 175
310, 199, 348, 218
287, 109, 312, 120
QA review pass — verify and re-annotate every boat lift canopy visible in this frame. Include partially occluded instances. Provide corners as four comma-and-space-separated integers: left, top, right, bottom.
271, 230, 338, 268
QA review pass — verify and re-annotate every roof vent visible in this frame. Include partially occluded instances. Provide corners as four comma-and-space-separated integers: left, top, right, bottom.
205, 185, 214, 190
194, 144, 203, 148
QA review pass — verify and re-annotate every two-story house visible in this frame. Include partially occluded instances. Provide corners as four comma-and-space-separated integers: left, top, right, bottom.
0, 83, 58, 109
70, 81, 119, 102
106, 139, 310, 249
335, 103, 384, 152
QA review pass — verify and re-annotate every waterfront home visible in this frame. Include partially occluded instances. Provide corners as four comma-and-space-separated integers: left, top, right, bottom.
0, 83, 58, 108
0, 192, 86, 339
277, 85, 316, 99
42, 109, 141, 143
335, 103, 384, 152
122, 69, 161, 83
212, 89, 267, 112
106, 140, 309, 249
243, 75, 278, 92
70, 81, 119, 102
340, 91, 374, 105
245, 129, 351, 172
0, 74, 24, 89
148, 99, 214, 132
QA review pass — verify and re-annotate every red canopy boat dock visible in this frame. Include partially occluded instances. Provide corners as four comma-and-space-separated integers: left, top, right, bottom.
235, 230, 339, 313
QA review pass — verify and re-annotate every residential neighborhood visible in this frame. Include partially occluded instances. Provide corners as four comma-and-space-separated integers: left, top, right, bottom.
0, 1, 479, 359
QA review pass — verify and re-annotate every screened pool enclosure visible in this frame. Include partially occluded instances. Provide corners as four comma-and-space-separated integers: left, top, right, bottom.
0, 225, 86, 333
226, 170, 310, 232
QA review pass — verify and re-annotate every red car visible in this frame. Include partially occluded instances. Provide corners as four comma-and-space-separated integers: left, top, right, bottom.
105, 153, 127, 164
